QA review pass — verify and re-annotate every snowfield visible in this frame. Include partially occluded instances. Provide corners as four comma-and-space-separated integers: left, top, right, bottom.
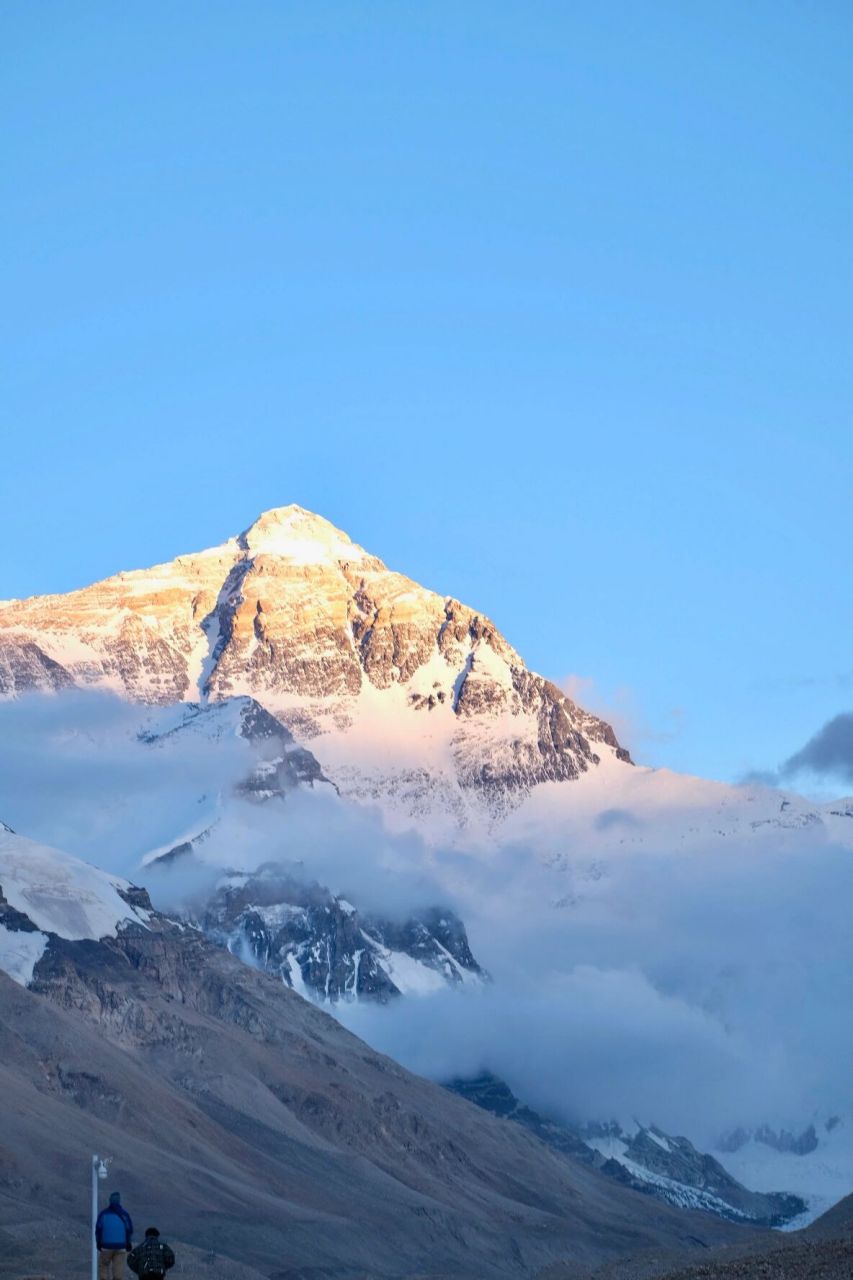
0, 826, 149, 948
717, 1118, 853, 1228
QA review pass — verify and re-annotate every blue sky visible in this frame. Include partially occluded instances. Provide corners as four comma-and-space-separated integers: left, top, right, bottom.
2, 2, 852, 785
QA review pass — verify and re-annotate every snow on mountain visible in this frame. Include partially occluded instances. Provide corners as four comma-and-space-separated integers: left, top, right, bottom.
448, 1074, 806, 1228
0, 825, 150, 985
716, 1118, 853, 1227
3, 504, 850, 855
0, 691, 484, 1005
2, 505, 851, 1226
138, 694, 331, 836
0, 921, 48, 985
503, 748, 853, 859
0, 505, 629, 834
580, 1120, 805, 1225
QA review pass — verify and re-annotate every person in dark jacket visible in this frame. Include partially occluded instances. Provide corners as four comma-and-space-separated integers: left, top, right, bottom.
96, 1192, 134, 1280
127, 1228, 175, 1280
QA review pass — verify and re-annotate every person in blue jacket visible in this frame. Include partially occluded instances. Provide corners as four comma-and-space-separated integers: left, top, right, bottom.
96, 1191, 134, 1280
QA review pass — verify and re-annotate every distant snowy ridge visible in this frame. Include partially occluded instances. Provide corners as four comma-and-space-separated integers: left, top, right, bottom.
716, 1116, 853, 1227
448, 1074, 807, 1228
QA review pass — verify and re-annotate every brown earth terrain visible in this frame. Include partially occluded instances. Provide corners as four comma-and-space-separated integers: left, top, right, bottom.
0, 899, 766, 1280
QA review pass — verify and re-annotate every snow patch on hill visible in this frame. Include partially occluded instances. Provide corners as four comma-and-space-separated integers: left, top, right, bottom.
0, 826, 149, 943
0, 923, 48, 985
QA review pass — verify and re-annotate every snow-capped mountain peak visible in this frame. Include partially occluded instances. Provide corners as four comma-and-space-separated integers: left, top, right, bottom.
239, 504, 371, 566
0, 505, 630, 833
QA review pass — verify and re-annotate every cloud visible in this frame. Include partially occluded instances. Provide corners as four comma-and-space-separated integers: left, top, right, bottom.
594, 807, 640, 831
780, 712, 853, 785
0, 690, 246, 874
342, 834, 853, 1144
340, 969, 759, 1140
747, 711, 853, 791
2, 690, 852, 1152
0, 689, 453, 920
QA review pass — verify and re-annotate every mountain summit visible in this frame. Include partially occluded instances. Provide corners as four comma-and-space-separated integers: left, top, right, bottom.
0, 505, 629, 828
239, 503, 371, 562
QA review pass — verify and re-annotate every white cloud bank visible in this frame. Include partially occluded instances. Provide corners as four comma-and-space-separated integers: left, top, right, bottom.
1, 690, 851, 1149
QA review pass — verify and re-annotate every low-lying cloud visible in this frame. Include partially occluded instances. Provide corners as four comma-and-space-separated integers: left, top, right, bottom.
379, 837, 853, 1143
0, 690, 451, 919
1, 690, 851, 1151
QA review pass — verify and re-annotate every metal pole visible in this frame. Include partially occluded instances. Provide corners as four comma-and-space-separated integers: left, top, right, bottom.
91, 1156, 98, 1280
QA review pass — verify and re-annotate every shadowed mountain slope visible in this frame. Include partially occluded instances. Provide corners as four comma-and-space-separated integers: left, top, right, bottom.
0, 889, 757, 1280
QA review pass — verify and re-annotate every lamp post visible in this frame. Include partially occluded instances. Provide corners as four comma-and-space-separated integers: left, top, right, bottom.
91, 1155, 110, 1280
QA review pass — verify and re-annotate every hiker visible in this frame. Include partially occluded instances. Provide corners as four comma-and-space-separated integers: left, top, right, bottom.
128, 1228, 176, 1280
96, 1191, 134, 1280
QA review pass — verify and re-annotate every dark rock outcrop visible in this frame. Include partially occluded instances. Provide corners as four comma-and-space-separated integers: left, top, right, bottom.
202, 865, 484, 1003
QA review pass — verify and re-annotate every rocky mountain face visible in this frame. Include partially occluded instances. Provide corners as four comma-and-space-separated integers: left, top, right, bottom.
202, 864, 484, 1003
4, 505, 851, 858
448, 1075, 806, 1229
0, 835, 756, 1280
0, 505, 630, 829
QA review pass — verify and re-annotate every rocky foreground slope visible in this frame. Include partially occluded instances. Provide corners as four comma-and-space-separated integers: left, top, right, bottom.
654, 1239, 853, 1280
538, 1199, 853, 1280
0, 829, 758, 1280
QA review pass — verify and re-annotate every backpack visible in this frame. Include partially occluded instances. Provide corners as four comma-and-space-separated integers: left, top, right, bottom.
140, 1247, 165, 1278
131, 1240, 174, 1278
99, 1206, 131, 1250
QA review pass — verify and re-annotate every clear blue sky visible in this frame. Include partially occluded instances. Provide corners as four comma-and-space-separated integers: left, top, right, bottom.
2, 2, 852, 785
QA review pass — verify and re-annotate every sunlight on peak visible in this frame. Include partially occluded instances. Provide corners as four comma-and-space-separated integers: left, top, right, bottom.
240, 504, 367, 564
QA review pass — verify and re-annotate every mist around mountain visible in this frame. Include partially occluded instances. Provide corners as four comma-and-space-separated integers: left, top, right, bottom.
1, 506, 852, 1238
1, 825, 766, 1280
446, 1074, 806, 1228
